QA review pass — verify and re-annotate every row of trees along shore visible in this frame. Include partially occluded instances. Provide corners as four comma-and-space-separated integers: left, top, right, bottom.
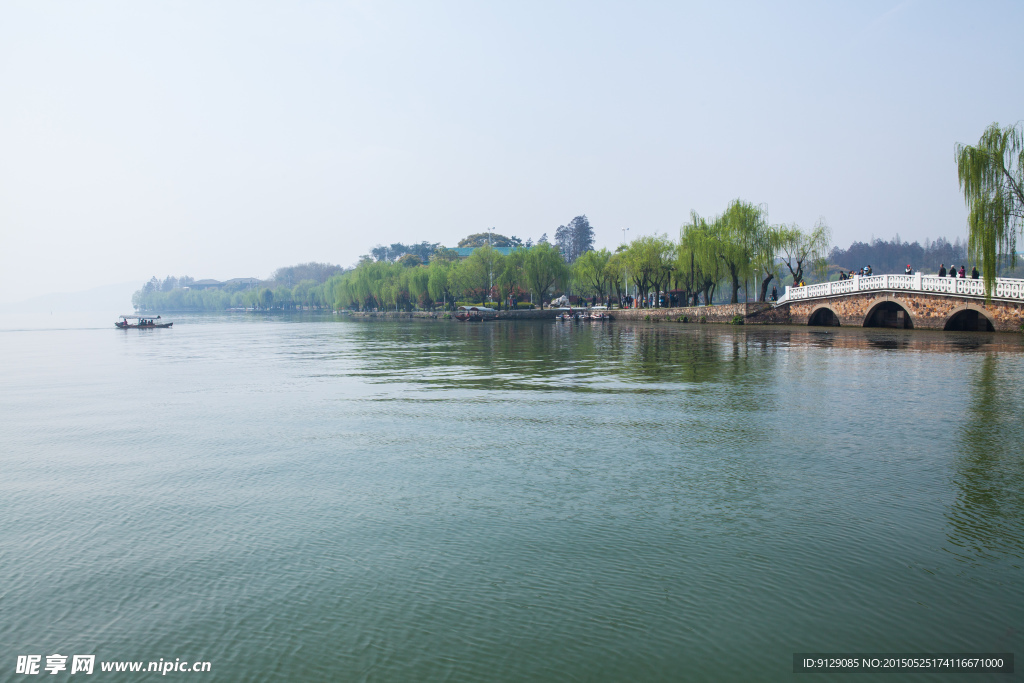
327, 200, 830, 311
133, 264, 344, 312
135, 201, 841, 312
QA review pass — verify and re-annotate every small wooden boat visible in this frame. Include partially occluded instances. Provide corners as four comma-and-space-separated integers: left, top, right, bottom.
116, 315, 173, 329
454, 306, 495, 322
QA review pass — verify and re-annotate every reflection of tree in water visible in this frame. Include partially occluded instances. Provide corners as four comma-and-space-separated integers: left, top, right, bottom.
864, 330, 911, 351
616, 324, 727, 383
339, 322, 780, 394
806, 330, 836, 348
946, 354, 1024, 563
343, 322, 609, 391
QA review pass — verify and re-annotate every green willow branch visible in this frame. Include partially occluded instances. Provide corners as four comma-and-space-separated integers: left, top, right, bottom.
955, 121, 1024, 300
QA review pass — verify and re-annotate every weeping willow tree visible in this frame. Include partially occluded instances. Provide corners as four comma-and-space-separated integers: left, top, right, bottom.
956, 122, 1024, 298
621, 235, 674, 305
679, 213, 725, 306
522, 242, 568, 308
571, 248, 612, 299
495, 248, 526, 308
752, 223, 783, 302
778, 219, 830, 287
407, 265, 432, 309
713, 200, 765, 303
427, 260, 454, 309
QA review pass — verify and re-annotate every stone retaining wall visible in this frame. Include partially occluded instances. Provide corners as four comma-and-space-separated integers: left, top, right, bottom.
348, 311, 444, 319
608, 302, 791, 325
344, 297, 1024, 331
346, 304, 791, 324
346, 309, 563, 320
494, 309, 562, 320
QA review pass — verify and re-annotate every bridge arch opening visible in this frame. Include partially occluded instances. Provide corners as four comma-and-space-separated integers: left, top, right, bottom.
808, 307, 840, 327
944, 308, 995, 332
864, 301, 913, 329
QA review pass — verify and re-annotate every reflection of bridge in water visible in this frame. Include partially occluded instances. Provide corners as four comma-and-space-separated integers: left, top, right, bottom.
774, 273, 1024, 332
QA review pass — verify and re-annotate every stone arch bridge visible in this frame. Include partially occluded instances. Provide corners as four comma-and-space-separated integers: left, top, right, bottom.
777, 273, 1024, 332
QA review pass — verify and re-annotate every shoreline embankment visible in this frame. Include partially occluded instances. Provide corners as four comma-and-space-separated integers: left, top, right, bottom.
347, 302, 791, 324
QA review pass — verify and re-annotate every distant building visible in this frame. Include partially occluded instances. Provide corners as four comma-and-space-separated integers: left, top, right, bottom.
449, 247, 521, 259
189, 278, 261, 290
222, 278, 261, 288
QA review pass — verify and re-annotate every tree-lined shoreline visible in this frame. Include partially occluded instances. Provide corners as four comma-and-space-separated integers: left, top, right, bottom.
133, 221, 983, 314
133, 121, 1024, 314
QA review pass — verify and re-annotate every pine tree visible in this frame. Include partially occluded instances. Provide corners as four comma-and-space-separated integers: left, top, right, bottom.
553, 215, 595, 263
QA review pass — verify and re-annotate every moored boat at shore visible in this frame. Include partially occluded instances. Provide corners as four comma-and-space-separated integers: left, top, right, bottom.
116, 315, 172, 329
454, 306, 496, 322
555, 308, 609, 321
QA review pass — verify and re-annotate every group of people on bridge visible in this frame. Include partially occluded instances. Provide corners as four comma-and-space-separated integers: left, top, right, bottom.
832, 264, 981, 281
837, 267, 869, 280
938, 264, 979, 279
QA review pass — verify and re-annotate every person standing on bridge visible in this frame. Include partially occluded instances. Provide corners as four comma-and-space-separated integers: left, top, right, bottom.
939, 264, 946, 277
905, 264, 913, 275
972, 266, 980, 279
959, 265, 966, 278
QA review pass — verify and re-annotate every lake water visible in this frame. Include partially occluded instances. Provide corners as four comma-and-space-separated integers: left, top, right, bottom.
1, 314, 1022, 681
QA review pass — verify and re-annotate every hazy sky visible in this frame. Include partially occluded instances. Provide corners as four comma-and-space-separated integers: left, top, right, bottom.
1, 0, 1021, 301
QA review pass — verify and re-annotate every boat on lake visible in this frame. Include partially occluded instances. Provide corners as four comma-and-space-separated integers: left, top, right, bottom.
454, 306, 496, 322
116, 315, 173, 329
556, 308, 608, 322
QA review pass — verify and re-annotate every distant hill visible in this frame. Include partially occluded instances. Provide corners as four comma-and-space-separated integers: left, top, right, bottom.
829, 237, 967, 275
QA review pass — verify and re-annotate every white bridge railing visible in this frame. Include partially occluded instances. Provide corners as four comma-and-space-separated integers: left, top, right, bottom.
777, 273, 1024, 304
